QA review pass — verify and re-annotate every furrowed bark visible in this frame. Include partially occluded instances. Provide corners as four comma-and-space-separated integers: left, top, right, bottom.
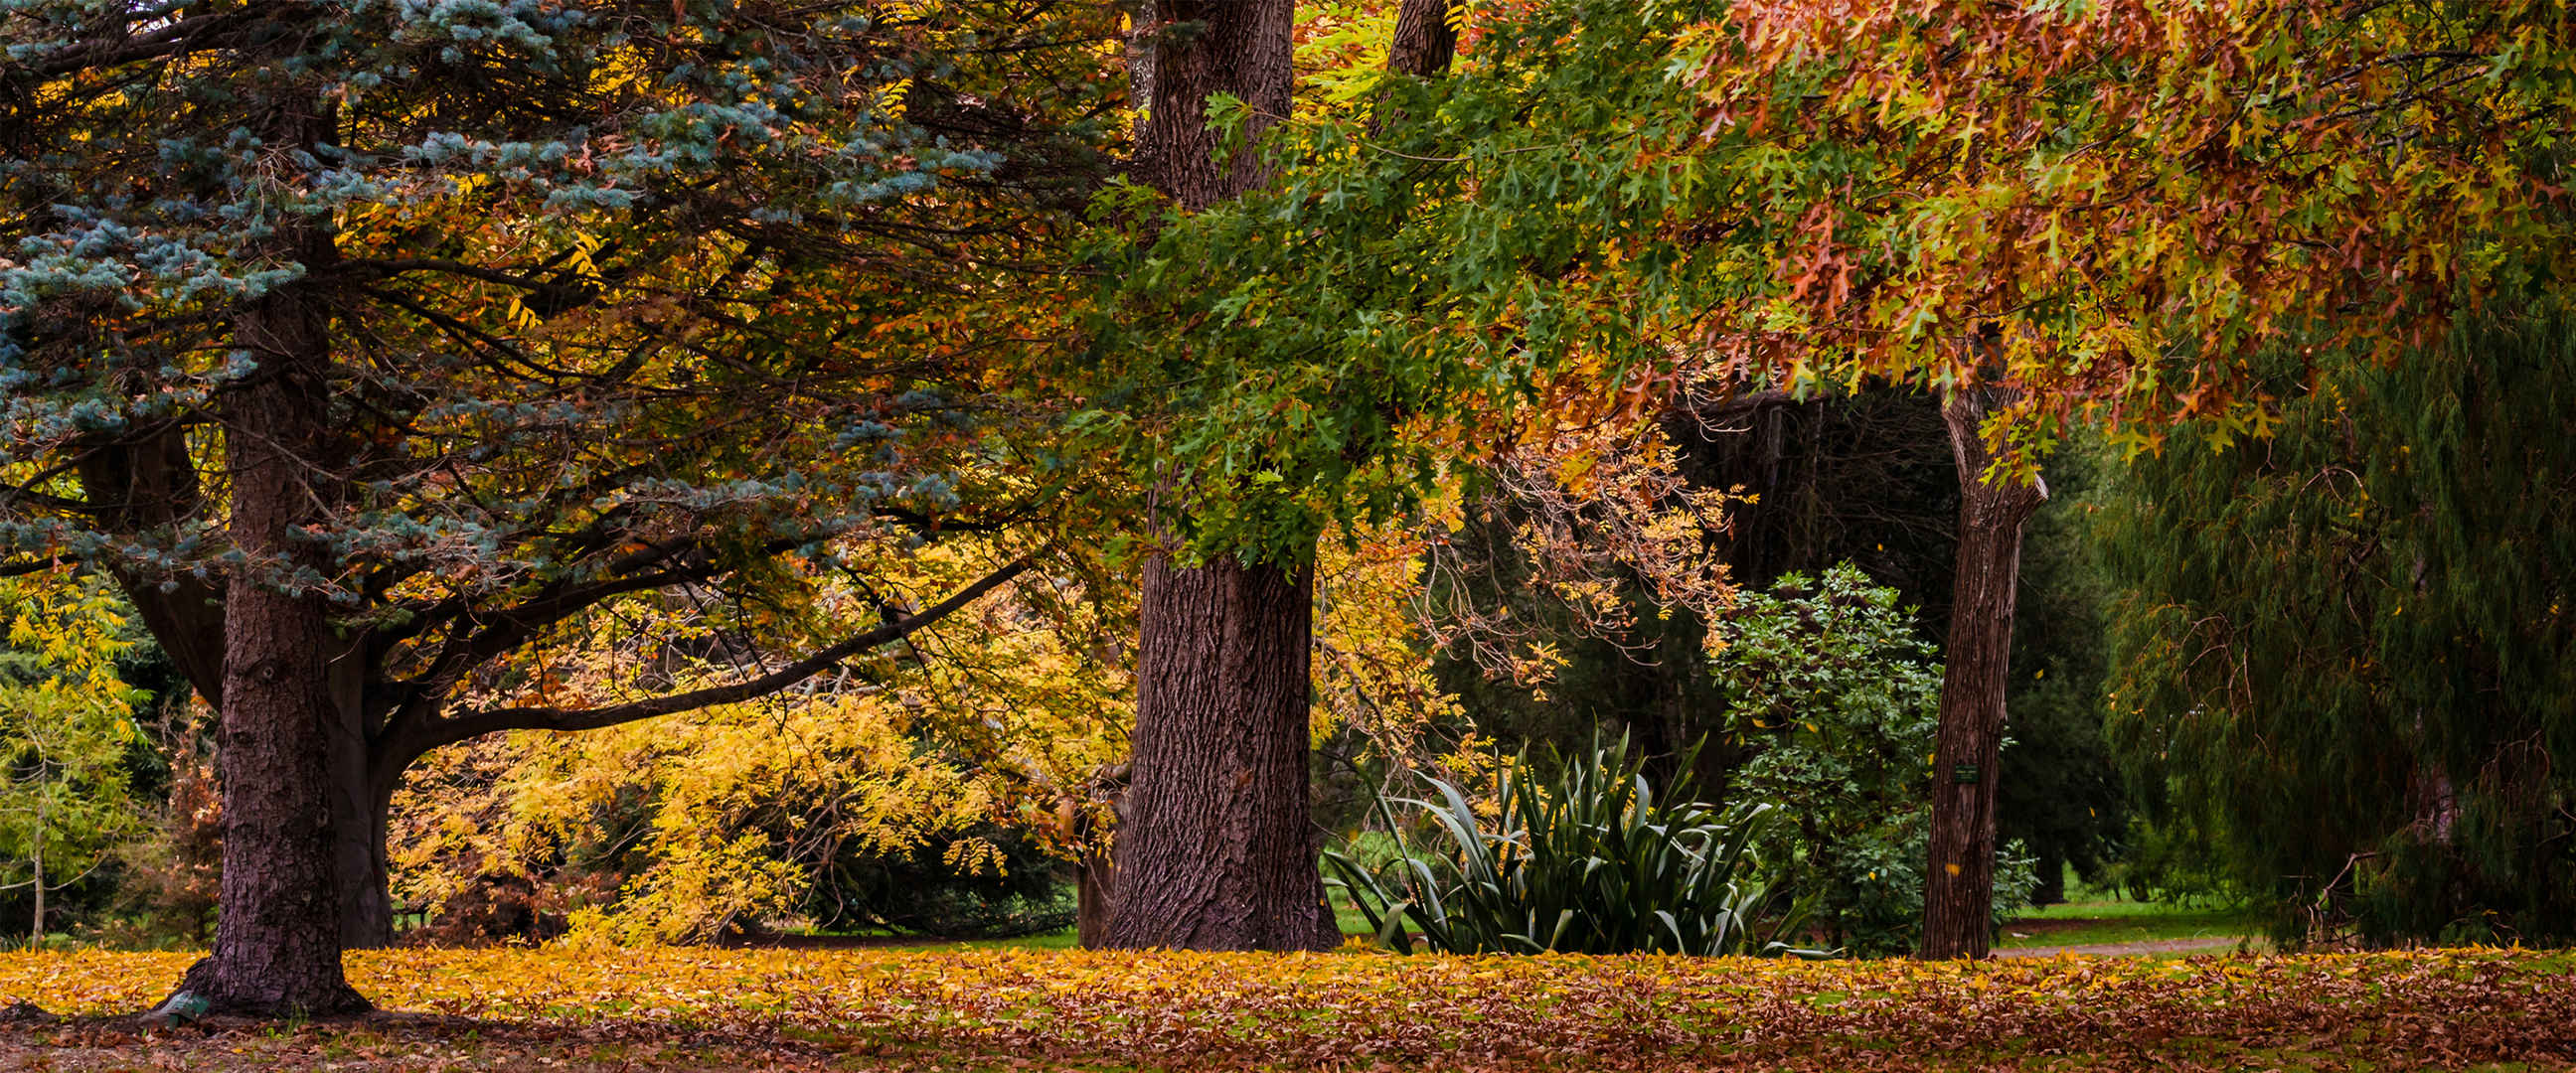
1384, 0, 1457, 89
173, 114, 372, 1011
1105, 556, 1335, 950
1101, 0, 1458, 953
1131, 0, 1295, 217
1920, 385, 2044, 961
1099, 0, 1320, 953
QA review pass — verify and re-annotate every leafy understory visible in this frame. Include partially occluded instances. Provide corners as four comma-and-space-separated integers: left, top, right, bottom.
1, 948, 2570, 1070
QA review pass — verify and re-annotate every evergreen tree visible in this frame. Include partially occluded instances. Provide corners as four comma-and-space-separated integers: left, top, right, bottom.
2, 0, 1113, 1012
2102, 310, 2576, 945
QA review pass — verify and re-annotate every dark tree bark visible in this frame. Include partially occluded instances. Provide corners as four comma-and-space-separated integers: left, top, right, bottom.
1920, 385, 2045, 961
1100, 0, 1457, 953
1104, 556, 1336, 950
74, 399, 397, 952
1132, 0, 1294, 215
329, 732, 398, 950
1074, 843, 1117, 948
1384, 0, 1458, 85
171, 134, 372, 1012
2030, 850, 2067, 907
1099, 0, 1321, 952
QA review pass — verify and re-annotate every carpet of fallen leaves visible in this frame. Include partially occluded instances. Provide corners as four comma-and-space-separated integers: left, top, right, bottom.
0, 946, 2570, 1070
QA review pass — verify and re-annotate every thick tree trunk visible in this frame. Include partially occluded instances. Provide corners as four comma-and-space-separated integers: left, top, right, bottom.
169, 99, 370, 1013
1133, 0, 1294, 215
1920, 387, 2044, 961
1099, 0, 1325, 952
1101, 0, 1455, 952
1104, 556, 1336, 950
185, 533, 370, 1013
1384, 0, 1458, 87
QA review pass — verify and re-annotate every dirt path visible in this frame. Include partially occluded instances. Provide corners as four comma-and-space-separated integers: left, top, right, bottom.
1994, 936, 2253, 958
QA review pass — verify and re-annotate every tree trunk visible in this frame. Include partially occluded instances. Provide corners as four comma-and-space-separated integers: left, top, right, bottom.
169, 102, 370, 1012
1099, 0, 1325, 951
1920, 386, 2044, 961
2031, 850, 2067, 907
1101, 0, 1455, 953
331, 762, 397, 949
1132, 0, 1294, 215
30, 800, 43, 946
1384, 0, 1458, 88
327, 629, 396, 950
1075, 847, 1116, 948
1104, 556, 1336, 950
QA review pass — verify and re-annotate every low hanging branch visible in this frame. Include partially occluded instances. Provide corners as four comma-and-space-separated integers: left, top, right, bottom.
417, 553, 1037, 747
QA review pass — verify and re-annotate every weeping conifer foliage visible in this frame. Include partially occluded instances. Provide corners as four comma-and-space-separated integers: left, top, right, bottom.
2102, 309, 2576, 945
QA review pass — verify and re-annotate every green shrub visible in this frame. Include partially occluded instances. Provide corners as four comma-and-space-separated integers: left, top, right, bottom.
1707, 563, 2033, 955
1325, 735, 1817, 957
2092, 811, 2245, 909
810, 826, 1073, 939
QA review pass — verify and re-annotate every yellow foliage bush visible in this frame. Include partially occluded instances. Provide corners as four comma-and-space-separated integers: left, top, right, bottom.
390, 544, 1131, 942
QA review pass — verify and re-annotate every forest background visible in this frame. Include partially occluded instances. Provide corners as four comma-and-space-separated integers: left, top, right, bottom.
0, 0, 2570, 1010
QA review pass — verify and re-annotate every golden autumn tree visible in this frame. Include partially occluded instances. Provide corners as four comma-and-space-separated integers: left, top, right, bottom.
389, 539, 1134, 945
1674, 0, 2576, 956
1081, 0, 2571, 960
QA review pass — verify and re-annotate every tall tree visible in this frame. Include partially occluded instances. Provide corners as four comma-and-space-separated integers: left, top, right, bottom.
2, 0, 1114, 1012
1678, 0, 2576, 956
1919, 384, 2044, 958
1094, 0, 2570, 958
1098, 0, 1320, 953
1103, 0, 1459, 952
2102, 310, 2576, 945
1084, 0, 1758, 946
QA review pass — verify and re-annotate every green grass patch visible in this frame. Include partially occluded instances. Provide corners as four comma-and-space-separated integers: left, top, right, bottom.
1999, 895, 2263, 949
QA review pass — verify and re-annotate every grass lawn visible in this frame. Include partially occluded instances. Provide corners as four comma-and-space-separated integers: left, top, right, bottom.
1998, 894, 2266, 950
0, 946, 2569, 1070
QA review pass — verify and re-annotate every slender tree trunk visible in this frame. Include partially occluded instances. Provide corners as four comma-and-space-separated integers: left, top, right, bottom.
2031, 851, 2067, 906
170, 99, 370, 1014
1075, 846, 1116, 948
1105, 556, 1336, 950
1920, 386, 2044, 960
30, 800, 43, 946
